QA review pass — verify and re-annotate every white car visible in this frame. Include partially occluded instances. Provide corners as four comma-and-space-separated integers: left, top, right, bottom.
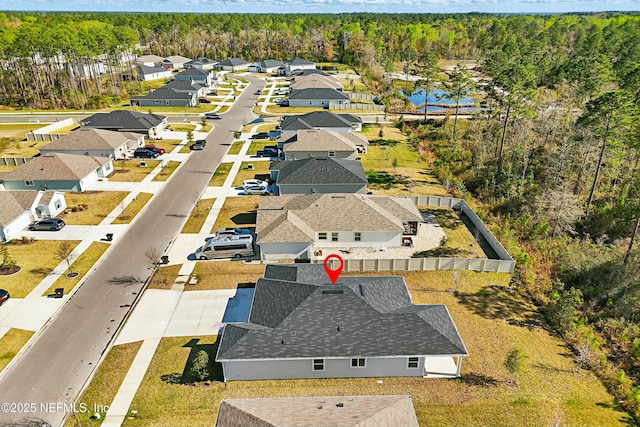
273, 98, 286, 104
243, 179, 267, 187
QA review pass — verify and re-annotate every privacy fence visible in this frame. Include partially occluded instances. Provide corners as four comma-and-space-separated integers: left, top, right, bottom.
319, 196, 516, 274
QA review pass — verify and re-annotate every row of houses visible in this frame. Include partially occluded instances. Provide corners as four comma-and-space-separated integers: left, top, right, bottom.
132, 68, 214, 107
0, 111, 168, 241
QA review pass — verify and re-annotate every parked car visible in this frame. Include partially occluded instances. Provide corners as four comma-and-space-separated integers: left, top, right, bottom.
190, 142, 205, 150
29, 218, 65, 231
243, 179, 267, 187
254, 90, 262, 95
0, 289, 9, 307
244, 185, 270, 195
144, 145, 165, 154
198, 98, 212, 103
205, 113, 222, 119
133, 148, 159, 158
275, 89, 287, 95
256, 147, 278, 157
251, 132, 271, 140
196, 139, 207, 146
273, 98, 286, 104
208, 228, 252, 240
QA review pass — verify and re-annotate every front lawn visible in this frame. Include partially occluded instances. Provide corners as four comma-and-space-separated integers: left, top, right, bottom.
181, 198, 216, 233
188, 261, 264, 291
231, 162, 270, 187
211, 196, 259, 232
246, 140, 275, 156
109, 160, 161, 182
112, 193, 154, 225
63, 191, 129, 225
168, 124, 196, 132
143, 139, 183, 154
152, 161, 181, 182
42, 242, 111, 296
226, 141, 244, 155
146, 264, 183, 291
0, 240, 80, 298
0, 329, 34, 373
209, 163, 232, 186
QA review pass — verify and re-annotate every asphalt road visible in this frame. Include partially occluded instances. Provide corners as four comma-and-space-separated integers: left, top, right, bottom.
0, 77, 263, 427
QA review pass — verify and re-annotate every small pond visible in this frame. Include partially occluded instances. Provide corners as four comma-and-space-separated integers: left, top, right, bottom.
403, 88, 477, 113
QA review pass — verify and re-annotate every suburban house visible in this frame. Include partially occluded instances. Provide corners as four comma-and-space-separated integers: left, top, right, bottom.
135, 54, 164, 67
269, 157, 367, 195
0, 153, 113, 192
184, 57, 218, 71
248, 59, 285, 74
81, 111, 167, 140
255, 193, 424, 259
0, 191, 67, 242
215, 395, 419, 427
288, 88, 350, 108
129, 86, 198, 107
160, 55, 191, 69
278, 57, 317, 76
174, 67, 213, 87
280, 129, 368, 160
162, 79, 208, 97
218, 58, 250, 72
136, 65, 173, 81
216, 263, 468, 381
280, 111, 363, 134
290, 69, 344, 91
39, 128, 144, 160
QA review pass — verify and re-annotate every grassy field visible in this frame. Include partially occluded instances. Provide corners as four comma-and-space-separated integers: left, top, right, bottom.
209, 163, 232, 186
211, 196, 259, 232
42, 242, 110, 296
0, 123, 48, 157
232, 162, 270, 187
167, 124, 196, 132
115, 269, 625, 427
0, 329, 34, 374
187, 261, 265, 291
181, 198, 216, 233
146, 264, 183, 290
63, 191, 128, 225
226, 140, 244, 155
68, 341, 143, 426
151, 160, 181, 182
417, 207, 486, 258
112, 193, 154, 225
0, 240, 80, 298
109, 160, 161, 182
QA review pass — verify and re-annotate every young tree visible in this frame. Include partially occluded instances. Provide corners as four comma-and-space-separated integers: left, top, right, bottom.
186, 128, 195, 146
145, 247, 164, 285
412, 51, 442, 121
504, 348, 528, 385
0, 246, 17, 271
56, 241, 75, 276
190, 349, 210, 381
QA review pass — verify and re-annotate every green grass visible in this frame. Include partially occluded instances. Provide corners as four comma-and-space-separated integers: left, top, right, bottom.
63, 191, 129, 225
0, 329, 34, 374
211, 196, 259, 232
209, 163, 233, 186
415, 208, 486, 258
181, 198, 216, 233
42, 242, 111, 296
110, 159, 161, 182
112, 193, 154, 225
0, 240, 80, 298
0, 123, 49, 157
246, 140, 274, 155
227, 141, 244, 155
232, 161, 270, 187
152, 161, 181, 182
167, 124, 196, 132
67, 341, 143, 426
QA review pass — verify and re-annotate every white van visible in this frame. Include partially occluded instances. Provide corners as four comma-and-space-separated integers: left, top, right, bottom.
197, 235, 254, 260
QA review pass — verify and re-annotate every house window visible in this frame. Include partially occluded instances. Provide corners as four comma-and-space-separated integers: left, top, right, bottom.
318, 232, 327, 240
354, 232, 361, 242
312, 359, 324, 371
331, 232, 338, 242
351, 358, 366, 368
328, 151, 335, 157
407, 357, 419, 369
25, 180, 35, 186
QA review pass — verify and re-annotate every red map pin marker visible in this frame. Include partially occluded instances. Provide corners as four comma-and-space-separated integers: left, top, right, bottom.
323, 254, 344, 284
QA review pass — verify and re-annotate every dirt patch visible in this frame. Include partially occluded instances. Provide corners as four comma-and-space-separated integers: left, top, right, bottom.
0, 266, 22, 276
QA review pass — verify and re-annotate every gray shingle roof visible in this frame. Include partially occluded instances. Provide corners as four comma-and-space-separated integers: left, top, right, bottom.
270, 157, 366, 186
136, 65, 169, 76
281, 111, 362, 132
176, 67, 209, 77
164, 79, 206, 92
185, 57, 218, 66
0, 191, 37, 226
220, 57, 250, 67
81, 111, 166, 132
251, 59, 285, 69
215, 395, 419, 427
130, 86, 195, 101
282, 129, 367, 153
286, 57, 316, 66
40, 128, 141, 152
217, 264, 467, 360
288, 88, 350, 101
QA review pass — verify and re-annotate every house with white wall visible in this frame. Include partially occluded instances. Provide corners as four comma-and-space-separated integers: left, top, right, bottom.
39, 128, 144, 160
0, 191, 67, 242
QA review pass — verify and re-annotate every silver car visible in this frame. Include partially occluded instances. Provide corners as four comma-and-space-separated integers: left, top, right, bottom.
29, 218, 65, 231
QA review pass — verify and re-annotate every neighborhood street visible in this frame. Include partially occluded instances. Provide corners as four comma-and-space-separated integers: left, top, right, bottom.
0, 77, 262, 426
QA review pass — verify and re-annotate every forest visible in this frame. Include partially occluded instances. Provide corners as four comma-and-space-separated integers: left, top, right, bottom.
1, 10, 640, 421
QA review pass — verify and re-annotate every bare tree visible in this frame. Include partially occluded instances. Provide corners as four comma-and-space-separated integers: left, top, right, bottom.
145, 247, 165, 285
56, 241, 75, 276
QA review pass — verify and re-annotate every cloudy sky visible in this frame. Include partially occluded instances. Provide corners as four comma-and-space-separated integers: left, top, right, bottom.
3, 0, 639, 14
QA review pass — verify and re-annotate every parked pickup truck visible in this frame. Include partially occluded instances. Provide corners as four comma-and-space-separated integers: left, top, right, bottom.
256, 146, 279, 157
